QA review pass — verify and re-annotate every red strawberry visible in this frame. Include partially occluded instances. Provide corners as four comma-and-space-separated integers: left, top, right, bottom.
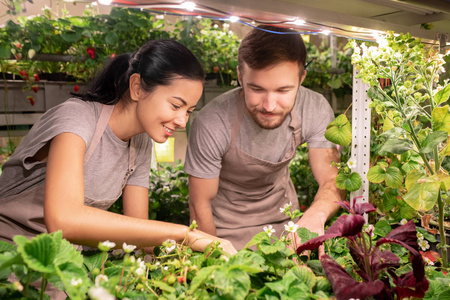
27, 96, 35, 106
177, 276, 185, 283
15, 53, 23, 61
87, 47, 95, 59
34, 74, 40, 81
14, 41, 22, 49
110, 53, 116, 59
19, 70, 28, 80
32, 85, 38, 93
213, 66, 219, 73
73, 85, 80, 92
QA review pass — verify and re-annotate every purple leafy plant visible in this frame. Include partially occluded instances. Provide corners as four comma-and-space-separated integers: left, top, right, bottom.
296, 199, 429, 300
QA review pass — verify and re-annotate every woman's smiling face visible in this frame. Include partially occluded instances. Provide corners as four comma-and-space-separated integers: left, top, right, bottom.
135, 77, 203, 143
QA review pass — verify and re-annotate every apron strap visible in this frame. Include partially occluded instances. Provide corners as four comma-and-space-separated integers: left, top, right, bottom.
230, 92, 246, 148
84, 104, 115, 164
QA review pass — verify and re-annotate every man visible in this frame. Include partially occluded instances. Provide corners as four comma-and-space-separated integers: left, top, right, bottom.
184, 25, 343, 249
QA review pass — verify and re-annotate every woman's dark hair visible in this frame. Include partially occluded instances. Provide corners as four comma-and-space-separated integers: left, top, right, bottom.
73, 39, 205, 105
238, 25, 307, 76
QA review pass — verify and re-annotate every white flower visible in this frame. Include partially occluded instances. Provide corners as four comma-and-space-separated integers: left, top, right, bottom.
163, 239, 177, 253
98, 240, 116, 251
284, 221, 299, 233
137, 257, 145, 269
88, 286, 115, 300
230, 80, 238, 86
13, 281, 23, 292
162, 185, 170, 192
279, 202, 292, 213
122, 242, 137, 253
347, 159, 357, 169
263, 225, 276, 237
111, 249, 124, 256
71, 278, 82, 287
155, 262, 160, 267
134, 267, 145, 276
95, 274, 109, 286
399, 219, 408, 225
163, 266, 169, 271
424, 257, 434, 266
417, 232, 424, 240
419, 240, 430, 251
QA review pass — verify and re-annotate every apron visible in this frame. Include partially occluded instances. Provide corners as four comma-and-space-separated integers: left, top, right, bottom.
213, 94, 303, 249
0, 104, 137, 243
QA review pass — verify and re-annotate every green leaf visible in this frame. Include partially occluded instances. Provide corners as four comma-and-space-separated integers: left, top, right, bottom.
153, 280, 176, 293
259, 240, 285, 254
434, 84, 450, 105
335, 172, 362, 191
60, 30, 81, 42
53, 232, 84, 268
325, 114, 352, 146
373, 220, 391, 237
289, 266, 316, 289
403, 181, 440, 211
384, 167, 403, 188
244, 232, 270, 250
327, 76, 342, 89
0, 240, 16, 253
296, 227, 319, 243
432, 105, 450, 135
381, 192, 397, 212
82, 251, 104, 272
49, 262, 90, 298
104, 31, 118, 45
420, 131, 448, 153
0, 45, 11, 59
189, 266, 217, 292
228, 251, 266, 273
14, 233, 57, 274
368, 165, 403, 188
213, 267, 250, 300
380, 139, 414, 154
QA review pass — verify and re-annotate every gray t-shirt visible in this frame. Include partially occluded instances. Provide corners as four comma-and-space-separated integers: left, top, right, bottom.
0, 98, 153, 202
184, 86, 335, 179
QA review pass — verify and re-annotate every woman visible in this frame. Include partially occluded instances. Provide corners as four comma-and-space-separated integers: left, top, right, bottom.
0, 39, 236, 255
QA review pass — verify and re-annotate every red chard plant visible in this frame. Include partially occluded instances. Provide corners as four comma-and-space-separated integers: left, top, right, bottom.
296, 199, 429, 300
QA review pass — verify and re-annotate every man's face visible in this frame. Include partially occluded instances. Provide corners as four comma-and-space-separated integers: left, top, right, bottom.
238, 61, 305, 129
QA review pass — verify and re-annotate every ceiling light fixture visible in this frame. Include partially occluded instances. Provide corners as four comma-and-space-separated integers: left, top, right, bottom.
98, 0, 112, 5
229, 16, 239, 22
181, 1, 196, 12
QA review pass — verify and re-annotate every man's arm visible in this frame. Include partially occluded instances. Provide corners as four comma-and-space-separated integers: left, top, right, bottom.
296, 147, 344, 237
189, 175, 220, 236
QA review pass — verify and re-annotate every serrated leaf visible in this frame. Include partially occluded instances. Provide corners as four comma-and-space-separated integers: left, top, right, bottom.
82, 251, 104, 272
189, 266, 217, 292
432, 105, 450, 135
380, 139, 414, 154
228, 251, 266, 273
403, 181, 440, 211
244, 232, 270, 250
153, 280, 176, 293
213, 267, 250, 299
420, 131, 448, 153
434, 84, 450, 105
335, 172, 362, 191
14, 233, 57, 274
373, 220, 392, 237
297, 227, 319, 243
49, 262, 89, 298
384, 167, 403, 188
259, 240, 285, 254
289, 266, 316, 289
325, 114, 352, 146
0, 240, 16, 253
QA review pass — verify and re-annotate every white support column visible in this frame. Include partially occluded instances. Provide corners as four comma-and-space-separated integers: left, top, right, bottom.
350, 67, 371, 214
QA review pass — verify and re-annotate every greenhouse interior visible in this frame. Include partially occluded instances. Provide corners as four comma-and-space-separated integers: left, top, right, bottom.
1, 0, 450, 299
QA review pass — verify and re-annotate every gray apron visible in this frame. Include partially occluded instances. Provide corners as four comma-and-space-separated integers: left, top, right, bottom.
213, 93, 302, 249
0, 104, 137, 243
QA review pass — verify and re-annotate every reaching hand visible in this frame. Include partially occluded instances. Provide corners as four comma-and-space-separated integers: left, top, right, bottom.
187, 229, 237, 255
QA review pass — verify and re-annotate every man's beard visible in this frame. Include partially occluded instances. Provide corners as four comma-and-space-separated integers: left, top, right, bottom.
246, 108, 291, 129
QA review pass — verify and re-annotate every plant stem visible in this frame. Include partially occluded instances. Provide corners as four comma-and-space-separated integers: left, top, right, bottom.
405, 119, 434, 174
437, 191, 448, 268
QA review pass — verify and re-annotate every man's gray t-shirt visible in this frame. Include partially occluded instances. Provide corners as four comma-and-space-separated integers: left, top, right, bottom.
184, 86, 335, 179
0, 98, 153, 203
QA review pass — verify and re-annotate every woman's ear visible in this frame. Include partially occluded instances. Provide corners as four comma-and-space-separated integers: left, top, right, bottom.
129, 73, 141, 101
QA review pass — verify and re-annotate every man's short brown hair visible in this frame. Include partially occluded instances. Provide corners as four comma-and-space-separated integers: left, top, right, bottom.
238, 25, 307, 76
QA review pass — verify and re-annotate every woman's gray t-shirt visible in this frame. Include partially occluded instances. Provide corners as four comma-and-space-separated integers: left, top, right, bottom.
0, 98, 153, 204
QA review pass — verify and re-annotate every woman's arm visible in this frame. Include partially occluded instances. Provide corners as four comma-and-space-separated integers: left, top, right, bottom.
44, 132, 236, 254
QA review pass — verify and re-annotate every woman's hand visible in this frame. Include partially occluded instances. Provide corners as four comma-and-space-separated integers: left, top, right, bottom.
187, 229, 237, 255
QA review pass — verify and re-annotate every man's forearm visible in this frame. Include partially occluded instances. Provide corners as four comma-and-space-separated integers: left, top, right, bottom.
190, 202, 217, 236
303, 180, 343, 224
